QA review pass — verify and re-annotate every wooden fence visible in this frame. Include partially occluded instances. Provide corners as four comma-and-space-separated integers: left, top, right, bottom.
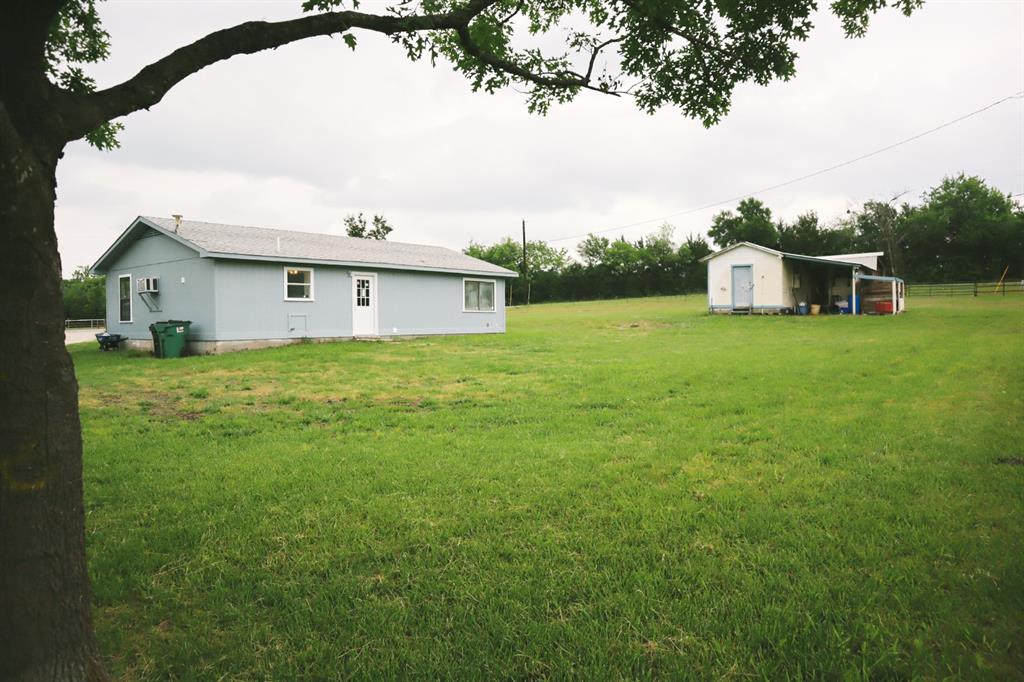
906, 281, 1024, 297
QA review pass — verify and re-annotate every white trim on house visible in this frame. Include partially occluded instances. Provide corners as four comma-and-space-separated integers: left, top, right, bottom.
118, 273, 133, 323
283, 266, 315, 301
463, 277, 497, 313
699, 241, 783, 262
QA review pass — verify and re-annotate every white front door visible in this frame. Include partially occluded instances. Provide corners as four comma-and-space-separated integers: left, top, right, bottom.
352, 273, 378, 336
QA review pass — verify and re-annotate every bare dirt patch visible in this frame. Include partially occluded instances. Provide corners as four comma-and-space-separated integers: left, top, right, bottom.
616, 320, 672, 331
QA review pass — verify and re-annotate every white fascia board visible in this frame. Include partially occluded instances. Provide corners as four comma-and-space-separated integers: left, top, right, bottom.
201, 251, 519, 278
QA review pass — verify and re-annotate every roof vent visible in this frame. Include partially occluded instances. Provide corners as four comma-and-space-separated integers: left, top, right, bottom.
172, 214, 182, 232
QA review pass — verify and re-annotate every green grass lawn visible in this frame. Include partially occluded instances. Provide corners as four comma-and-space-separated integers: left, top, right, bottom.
72, 295, 1024, 679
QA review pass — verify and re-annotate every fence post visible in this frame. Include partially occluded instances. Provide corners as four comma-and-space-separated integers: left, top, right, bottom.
974, 282, 977, 297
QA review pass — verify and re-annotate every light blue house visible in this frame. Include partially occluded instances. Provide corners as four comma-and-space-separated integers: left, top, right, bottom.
92, 216, 517, 353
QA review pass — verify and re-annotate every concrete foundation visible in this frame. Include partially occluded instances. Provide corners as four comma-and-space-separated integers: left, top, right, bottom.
123, 336, 390, 355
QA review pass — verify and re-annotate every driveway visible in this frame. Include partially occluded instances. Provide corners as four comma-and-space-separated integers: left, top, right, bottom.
65, 328, 104, 345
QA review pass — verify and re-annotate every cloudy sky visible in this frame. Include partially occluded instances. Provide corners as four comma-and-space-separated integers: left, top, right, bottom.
56, 0, 1023, 276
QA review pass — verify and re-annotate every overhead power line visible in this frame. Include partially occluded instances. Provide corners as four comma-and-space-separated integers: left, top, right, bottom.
547, 90, 1024, 244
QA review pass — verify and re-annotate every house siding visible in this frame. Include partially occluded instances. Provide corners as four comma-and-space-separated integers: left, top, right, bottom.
212, 259, 506, 341
103, 232, 216, 340
212, 260, 351, 340
379, 269, 505, 336
706, 245, 785, 311
99, 227, 509, 347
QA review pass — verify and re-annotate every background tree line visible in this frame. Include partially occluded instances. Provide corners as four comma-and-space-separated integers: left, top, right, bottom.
465, 226, 712, 305
61, 175, 1021, 319
706, 174, 1023, 280
62, 266, 105, 320
466, 174, 1023, 305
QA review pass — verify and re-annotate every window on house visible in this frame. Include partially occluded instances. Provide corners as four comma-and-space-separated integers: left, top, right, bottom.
355, 277, 371, 307
464, 279, 495, 312
118, 275, 132, 322
285, 267, 314, 300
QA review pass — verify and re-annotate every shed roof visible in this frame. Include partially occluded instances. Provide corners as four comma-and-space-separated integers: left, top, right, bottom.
699, 241, 866, 269
93, 216, 518, 278
698, 241, 782, 262
780, 252, 862, 268
818, 252, 883, 271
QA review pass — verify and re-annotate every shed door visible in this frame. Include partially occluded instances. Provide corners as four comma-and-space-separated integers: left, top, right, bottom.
732, 265, 753, 308
352, 273, 378, 336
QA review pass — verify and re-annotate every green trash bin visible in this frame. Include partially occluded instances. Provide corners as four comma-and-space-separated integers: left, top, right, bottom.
149, 320, 192, 358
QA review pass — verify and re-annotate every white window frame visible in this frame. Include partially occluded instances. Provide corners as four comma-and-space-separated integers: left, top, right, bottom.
118, 274, 133, 323
462, 277, 497, 313
283, 266, 315, 302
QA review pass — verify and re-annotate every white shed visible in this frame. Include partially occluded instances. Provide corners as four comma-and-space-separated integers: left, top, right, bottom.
700, 242, 905, 315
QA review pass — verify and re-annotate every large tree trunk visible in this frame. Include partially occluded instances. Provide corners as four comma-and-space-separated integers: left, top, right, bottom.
0, 122, 108, 680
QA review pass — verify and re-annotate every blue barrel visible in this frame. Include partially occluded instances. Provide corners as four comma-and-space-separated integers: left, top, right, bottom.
847, 294, 861, 314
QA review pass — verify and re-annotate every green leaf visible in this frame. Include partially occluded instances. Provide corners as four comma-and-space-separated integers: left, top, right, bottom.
85, 121, 124, 151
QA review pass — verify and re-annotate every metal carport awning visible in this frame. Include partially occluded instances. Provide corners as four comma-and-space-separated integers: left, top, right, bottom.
782, 253, 859, 313
854, 273, 905, 315
781, 253, 860, 269
854, 273, 903, 283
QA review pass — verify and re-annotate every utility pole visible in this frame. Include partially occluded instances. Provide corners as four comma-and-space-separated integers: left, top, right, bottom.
881, 190, 909, 277
522, 219, 530, 305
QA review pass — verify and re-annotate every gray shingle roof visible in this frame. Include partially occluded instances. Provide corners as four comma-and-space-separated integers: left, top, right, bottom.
140, 216, 517, 277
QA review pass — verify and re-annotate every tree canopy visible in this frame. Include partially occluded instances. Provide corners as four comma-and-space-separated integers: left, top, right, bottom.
344, 213, 394, 240
29, 0, 922, 152
899, 174, 1023, 281
707, 198, 778, 248
465, 237, 569, 275
61, 266, 105, 320
577, 234, 611, 266
467, 226, 710, 303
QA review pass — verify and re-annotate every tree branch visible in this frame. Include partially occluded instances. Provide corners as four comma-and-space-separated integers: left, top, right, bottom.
583, 37, 623, 82
453, 25, 626, 97
496, 0, 526, 27
62, 0, 501, 142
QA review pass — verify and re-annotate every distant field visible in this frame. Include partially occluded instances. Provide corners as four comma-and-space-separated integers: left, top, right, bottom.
72, 295, 1023, 679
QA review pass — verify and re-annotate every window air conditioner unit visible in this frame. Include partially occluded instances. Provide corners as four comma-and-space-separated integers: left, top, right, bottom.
138, 277, 159, 293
